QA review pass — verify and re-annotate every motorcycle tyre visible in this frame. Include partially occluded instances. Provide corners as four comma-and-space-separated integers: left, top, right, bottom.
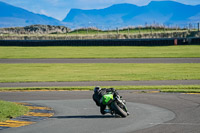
111, 101, 127, 118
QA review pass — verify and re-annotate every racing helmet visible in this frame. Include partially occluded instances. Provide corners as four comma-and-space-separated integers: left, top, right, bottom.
94, 86, 101, 92
109, 88, 115, 92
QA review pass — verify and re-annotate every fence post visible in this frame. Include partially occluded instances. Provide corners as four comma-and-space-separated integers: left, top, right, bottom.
198, 22, 200, 32
128, 27, 130, 35
174, 38, 178, 45
139, 27, 141, 34
116, 27, 119, 35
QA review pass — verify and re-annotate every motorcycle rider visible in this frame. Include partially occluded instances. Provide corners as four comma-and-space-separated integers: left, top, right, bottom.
92, 86, 120, 115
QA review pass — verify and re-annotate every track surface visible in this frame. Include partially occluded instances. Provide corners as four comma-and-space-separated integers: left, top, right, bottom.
0, 91, 200, 133
0, 80, 200, 88
0, 58, 200, 63
1, 57, 200, 132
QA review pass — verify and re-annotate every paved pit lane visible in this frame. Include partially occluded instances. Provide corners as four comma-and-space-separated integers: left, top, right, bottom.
0, 99, 175, 133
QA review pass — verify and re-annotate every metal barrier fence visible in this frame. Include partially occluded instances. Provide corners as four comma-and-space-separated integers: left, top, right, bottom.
0, 37, 199, 46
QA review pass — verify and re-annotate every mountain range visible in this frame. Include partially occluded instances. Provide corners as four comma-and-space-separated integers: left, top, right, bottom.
0, 1, 200, 28
64, 1, 200, 28
0, 1, 64, 27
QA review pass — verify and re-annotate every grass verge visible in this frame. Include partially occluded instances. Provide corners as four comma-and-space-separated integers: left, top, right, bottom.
68, 28, 184, 35
0, 100, 29, 122
0, 85, 200, 93
0, 46, 200, 58
0, 63, 199, 83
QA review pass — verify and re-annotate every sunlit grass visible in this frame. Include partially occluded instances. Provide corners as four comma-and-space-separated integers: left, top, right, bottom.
0, 101, 29, 122
0, 63, 199, 83
0, 46, 200, 59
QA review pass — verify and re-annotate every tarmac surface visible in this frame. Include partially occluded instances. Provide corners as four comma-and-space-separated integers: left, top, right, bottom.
0, 58, 200, 64
0, 91, 200, 133
1, 57, 200, 132
0, 80, 200, 88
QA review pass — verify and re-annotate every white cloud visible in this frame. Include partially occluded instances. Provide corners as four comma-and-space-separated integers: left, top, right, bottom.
40, 9, 49, 16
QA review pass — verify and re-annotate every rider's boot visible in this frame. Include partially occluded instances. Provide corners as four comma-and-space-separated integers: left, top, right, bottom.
104, 109, 111, 114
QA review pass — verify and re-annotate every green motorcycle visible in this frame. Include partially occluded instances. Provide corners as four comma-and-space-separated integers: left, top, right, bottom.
101, 92, 129, 117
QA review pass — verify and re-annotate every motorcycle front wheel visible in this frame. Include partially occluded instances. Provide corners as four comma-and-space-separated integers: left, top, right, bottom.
111, 101, 127, 118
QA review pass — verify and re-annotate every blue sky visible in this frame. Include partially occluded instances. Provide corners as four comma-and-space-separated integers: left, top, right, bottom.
1, 0, 200, 20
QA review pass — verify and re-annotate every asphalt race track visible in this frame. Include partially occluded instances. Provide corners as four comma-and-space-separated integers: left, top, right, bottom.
0, 58, 200, 63
0, 99, 175, 133
0, 91, 200, 133
0, 57, 200, 132
0, 80, 200, 88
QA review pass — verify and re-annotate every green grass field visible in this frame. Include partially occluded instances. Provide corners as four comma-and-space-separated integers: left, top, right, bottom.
0, 63, 199, 83
0, 46, 200, 58
68, 28, 184, 35
0, 45, 200, 93
0, 100, 29, 122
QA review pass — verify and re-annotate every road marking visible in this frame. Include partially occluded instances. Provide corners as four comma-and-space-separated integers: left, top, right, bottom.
25, 112, 54, 117
184, 93, 200, 95
150, 123, 200, 126
148, 91, 160, 93
0, 120, 34, 127
134, 90, 160, 94
15, 102, 31, 105
0, 103, 54, 130
28, 106, 53, 110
